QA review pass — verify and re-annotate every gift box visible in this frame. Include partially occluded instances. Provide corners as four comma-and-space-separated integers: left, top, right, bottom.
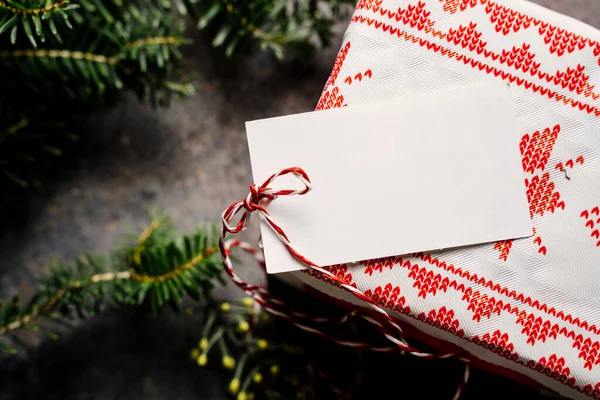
289, 0, 600, 398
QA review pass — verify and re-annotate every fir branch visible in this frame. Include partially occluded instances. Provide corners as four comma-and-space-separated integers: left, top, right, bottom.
0, 0, 79, 48
0, 48, 117, 64
0, 0, 67, 16
125, 36, 185, 50
0, 217, 224, 347
183, 0, 355, 59
0, 270, 130, 336
129, 249, 214, 284
132, 218, 166, 265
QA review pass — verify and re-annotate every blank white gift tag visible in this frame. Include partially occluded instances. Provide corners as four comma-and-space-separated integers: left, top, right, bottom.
246, 82, 532, 274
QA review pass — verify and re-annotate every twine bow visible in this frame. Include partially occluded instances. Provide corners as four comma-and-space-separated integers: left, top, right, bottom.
220, 167, 470, 400
222, 167, 311, 235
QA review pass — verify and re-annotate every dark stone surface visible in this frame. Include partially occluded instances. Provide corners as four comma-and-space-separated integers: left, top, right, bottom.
0, 1, 598, 399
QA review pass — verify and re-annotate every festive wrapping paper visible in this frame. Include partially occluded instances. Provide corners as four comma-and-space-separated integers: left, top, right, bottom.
288, 0, 600, 398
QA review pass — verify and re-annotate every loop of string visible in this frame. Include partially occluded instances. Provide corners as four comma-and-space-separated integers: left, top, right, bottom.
220, 167, 470, 399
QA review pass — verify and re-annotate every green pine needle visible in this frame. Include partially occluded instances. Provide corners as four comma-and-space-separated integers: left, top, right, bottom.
0, 217, 224, 342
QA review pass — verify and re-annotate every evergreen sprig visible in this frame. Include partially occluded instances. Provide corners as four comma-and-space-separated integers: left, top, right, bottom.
0, 0, 354, 211
0, 215, 224, 353
0, 0, 78, 48
0, 3, 192, 108
182, 0, 356, 59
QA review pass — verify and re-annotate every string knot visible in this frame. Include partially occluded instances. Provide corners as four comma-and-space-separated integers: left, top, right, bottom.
222, 167, 312, 234
243, 184, 274, 212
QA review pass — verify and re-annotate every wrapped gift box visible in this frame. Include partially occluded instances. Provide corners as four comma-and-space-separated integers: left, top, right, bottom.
291, 0, 600, 398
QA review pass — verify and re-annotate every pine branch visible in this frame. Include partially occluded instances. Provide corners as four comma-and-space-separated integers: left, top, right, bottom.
0, 0, 355, 205
181, 0, 356, 59
0, 216, 224, 351
0, 0, 79, 48
0, 3, 192, 109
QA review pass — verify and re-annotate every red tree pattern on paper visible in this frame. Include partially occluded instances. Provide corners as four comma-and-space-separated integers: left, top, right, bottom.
493, 240, 513, 261
316, 86, 346, 111
407, 263, 449, 298
520, 125, 560, 173
446, 22, 487, 52
326, 264, 356, 286
417, 306, 465, 337
540, 65, 596, 97
533, 235, 547, 256
517, 313, 560, 345
303, 264, 357, 290
582, 382, 600, 399
462, 288, 503, 322
580, 207, 600, 247
364, 256, 398, 276
316, 42, 351, 111
573, 335, 600, 370
397, 1, 435, 31
594, 42, 600, 67
440, 0, 478, 15
323, 42, 350, 90
525, 173, 564, 218
556, 155, 584, 173
485, 1, 533, 35
356, 0, 382, 10
500, 43, 540, 75
538, 22, 588, 56
529, 354, 577, 386
473, 330, 519, 360
343, 69, 373, 85
365, 283, 410, 314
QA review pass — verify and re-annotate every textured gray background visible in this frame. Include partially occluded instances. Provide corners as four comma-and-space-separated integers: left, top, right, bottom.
0, 1, 598, 399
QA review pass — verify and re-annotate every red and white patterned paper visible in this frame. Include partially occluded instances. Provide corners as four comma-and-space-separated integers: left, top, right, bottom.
292, 0, 600, 398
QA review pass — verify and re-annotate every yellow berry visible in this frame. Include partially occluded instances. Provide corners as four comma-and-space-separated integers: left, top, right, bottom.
222, 355, 236, 370
220, 302, 231, 312
229, 379, 240, 394
191, 348, 200, 359
241, 297, 254, 307
237, 393, 247, 400
253, 373, 262, 384
197, 354, 207, 366
199, 338, 208, 350
238, 320, 250, 332
226, 3, 233, 13
270, 365, 279, 375
185, 307, 194, 316
256, 339, 268, 350
248, 394, 255, 400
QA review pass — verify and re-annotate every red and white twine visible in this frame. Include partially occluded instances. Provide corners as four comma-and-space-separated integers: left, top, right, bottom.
220, 167, 470, 398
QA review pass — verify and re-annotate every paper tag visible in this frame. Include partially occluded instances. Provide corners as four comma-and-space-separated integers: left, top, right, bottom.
246, 82, 532, 274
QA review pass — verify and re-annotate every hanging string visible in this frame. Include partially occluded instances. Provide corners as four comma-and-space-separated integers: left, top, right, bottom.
220, 167, 470, 398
